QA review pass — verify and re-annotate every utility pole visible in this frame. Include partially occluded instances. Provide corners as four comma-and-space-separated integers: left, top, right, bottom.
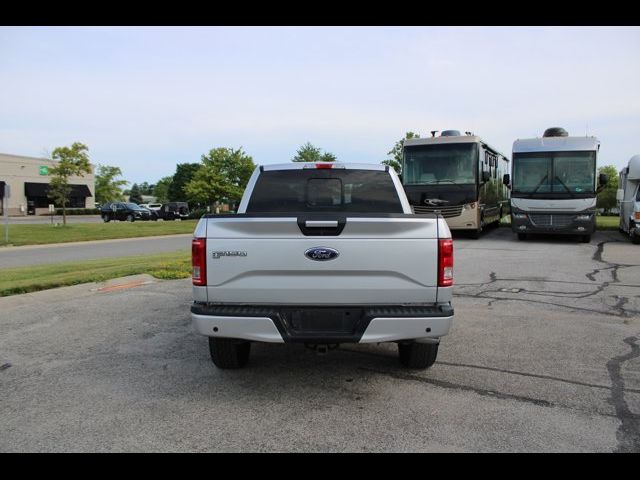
2, 183, 10, 244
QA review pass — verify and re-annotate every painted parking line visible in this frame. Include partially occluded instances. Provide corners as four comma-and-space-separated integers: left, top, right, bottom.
96, 280, 151, 293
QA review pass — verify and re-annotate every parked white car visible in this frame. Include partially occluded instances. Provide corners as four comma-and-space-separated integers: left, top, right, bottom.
139, 203, 162, 211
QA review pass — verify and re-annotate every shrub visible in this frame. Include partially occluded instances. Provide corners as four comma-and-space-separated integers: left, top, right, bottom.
188, 208, 208, 219
42, 208, 101, 216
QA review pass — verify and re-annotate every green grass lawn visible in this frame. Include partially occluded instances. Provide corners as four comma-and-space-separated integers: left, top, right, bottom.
0, 220, 198, 246
596, 215, 619, 230
0, 251, 191, 297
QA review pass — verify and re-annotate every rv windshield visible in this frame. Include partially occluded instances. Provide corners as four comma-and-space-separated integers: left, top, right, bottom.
403, 143, 477, 185
512, 151, 596, 194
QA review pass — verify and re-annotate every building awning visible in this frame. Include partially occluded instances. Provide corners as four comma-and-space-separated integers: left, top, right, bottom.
25, 182, 92, 197
25, 182, 49, 197
70, 184, 92, 197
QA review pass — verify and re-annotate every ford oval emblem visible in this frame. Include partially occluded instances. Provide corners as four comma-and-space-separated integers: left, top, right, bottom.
305, 247, 340, 261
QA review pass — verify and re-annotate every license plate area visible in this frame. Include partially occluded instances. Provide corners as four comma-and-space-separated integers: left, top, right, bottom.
282, 308, 364, 335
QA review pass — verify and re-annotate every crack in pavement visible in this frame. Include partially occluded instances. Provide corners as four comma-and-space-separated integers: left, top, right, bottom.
454, 292, 638, 319
340, 348, 640, 419
607, 336, 640, 452
456, 278, 640, 289
454, 240, 640, 318
434, 360, 640, 396
357, 366, 636, 420
343, 346, 640, 395
358, 365, 555, 407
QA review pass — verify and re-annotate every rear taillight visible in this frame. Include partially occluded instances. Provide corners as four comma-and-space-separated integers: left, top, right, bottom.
192, 238, 207, 286
438, 238, 454, 287
315, 163, 334, 169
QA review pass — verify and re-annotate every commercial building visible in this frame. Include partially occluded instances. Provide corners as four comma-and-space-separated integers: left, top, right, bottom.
0, 153, 95, 216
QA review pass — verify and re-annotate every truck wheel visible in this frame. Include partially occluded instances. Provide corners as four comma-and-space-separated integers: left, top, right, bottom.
126, 214, 134, 222
517, 233, 527, 241
102, 214, 110, 223
580, 235, 591, 243
398, 342, 438, 369
209, 337, 251, 369
629, 223, 640, 245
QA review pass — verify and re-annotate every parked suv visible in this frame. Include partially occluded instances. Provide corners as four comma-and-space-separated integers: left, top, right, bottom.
157, 202, 190, 220
101, 202, 155, 222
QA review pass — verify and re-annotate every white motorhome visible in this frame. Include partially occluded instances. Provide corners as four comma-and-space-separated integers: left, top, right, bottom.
508, 127, 608, 243
617, 154, 640, 244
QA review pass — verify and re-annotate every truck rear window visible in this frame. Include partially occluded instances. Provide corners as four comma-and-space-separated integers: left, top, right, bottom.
246, 169, 403, 213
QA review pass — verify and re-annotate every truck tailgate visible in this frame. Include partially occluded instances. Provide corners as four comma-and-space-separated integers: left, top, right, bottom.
202, 215, 441, 305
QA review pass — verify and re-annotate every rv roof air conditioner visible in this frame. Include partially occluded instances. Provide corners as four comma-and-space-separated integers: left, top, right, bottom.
441, 130, 461, 137
543, 127, 569, 138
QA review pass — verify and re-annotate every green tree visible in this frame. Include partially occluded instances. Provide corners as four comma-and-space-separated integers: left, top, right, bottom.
320, 152, 337, 162
153, 176, 173, 204
128, 183, 143, 204
168, 163, 201, 203
139, 182, 155, 195
95, 164, 128, 204
184, 147, 255, 207
291, 142, 336, 162
381, 131, 421, 174
48, 142, 93, 225
597, 165, 619, 214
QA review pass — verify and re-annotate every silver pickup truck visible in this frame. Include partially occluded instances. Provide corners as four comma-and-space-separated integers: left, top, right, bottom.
191, 163, 454, 369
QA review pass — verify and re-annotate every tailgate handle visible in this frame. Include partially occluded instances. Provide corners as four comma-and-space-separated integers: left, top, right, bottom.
305, 220, 338, 228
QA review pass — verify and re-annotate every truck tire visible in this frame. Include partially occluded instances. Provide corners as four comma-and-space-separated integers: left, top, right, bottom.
126, 214, 134, 222
581, 235, 591, 243
517, 233, 527, 241
209, 337, 251, 369
398, 342, 438, 369
102, 214, 110, 223
629, 226, 640, 245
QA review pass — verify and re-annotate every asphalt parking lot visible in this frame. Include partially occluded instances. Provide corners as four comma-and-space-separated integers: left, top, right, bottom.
0, 227, 639, 452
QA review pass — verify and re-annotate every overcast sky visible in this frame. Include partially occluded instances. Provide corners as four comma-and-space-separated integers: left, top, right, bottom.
1, 26, 639, 184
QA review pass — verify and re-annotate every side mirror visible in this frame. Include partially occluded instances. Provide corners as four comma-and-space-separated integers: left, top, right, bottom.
111, 205, 117, 212
481, 171, 491, 183
502, 174, 510, 186
599, 173, 608, 186
616, 189, 624, 202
